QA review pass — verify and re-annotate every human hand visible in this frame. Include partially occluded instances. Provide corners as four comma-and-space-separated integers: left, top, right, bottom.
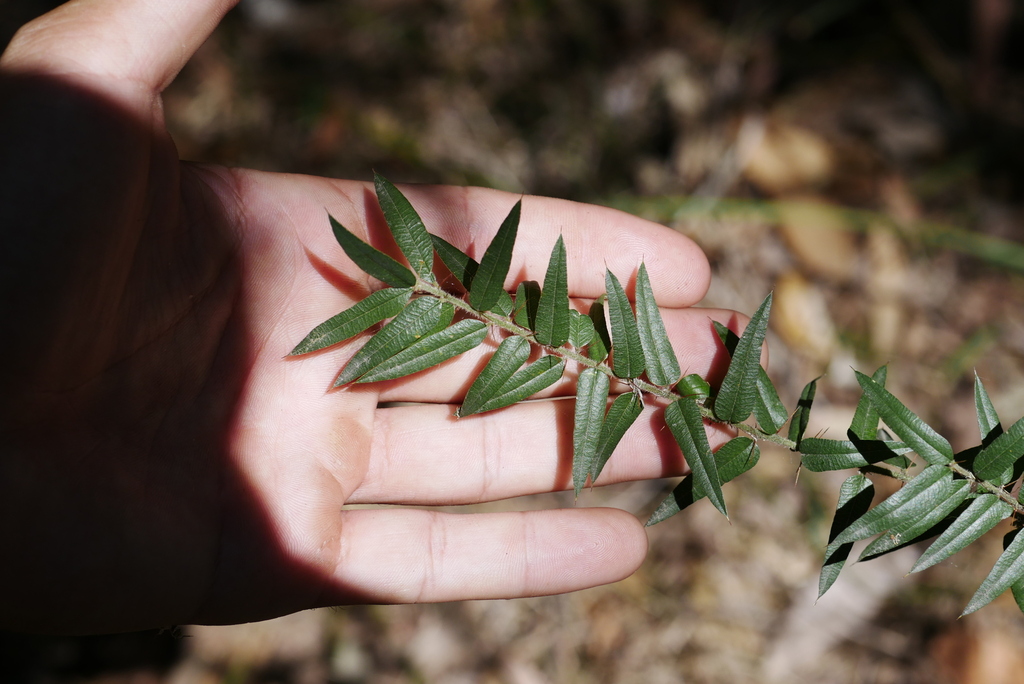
0, 0, 738, 634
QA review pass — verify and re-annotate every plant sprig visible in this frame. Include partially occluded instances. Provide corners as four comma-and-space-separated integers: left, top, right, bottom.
292, 174, 1024, 618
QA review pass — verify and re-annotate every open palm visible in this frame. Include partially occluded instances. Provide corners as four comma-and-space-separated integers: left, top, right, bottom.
0, 0, 737, 634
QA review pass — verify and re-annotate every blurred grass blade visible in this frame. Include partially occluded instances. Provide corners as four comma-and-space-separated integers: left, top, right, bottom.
605, 270, 646, 379
858, 479, 972, 560
833, 465, 952, 545
850, 366, 888, 440
589, 392, 643, 485
665, 397, 726, 516
855, 371, 954, 465
587, 296, 611, 361
573, 368, 610, 497
963, 528, 1024, 616
473, 356, 566, 414
470, 200, 521, 311
568, 310, 596, 349
787, 377, 818, 448
677, 373, 711, 401
754, 368, 787, 434
430, 234, 477, 289
911, 494, 1012, 573
646, 437, 758, 526
513, 280, 541, 330
458, 335, 531, 417
975, 373, 1003, 447
972, 414, 1024, 485
329, 214, 415, 288
290, 287, 412, 355
356, 320, 487, 383
334, 296, 443, 386
799, 438, 913, 472
535, 236, 570, 346
819, 474, 874, 599
635, 263, 681, 386
374, 173, 436, 282
714, 293, 772, 423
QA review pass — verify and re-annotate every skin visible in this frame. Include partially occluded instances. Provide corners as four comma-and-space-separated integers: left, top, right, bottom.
0, 0, 743, 635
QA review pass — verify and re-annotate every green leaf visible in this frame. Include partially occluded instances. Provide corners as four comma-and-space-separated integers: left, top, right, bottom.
334, 296, 444, 386
458, 335, 531, 418
512, 280, 541, 330
858, 479, 972, 560
963, 528, 1024, 616
1012, 579, 1024, 616
568, 310, 596, 349
975, 373, 1003, 448
534, 236, 570, 347
832, 465, 952, 545
373, 173, 436, 282
430, 234, 478, 289
494, 290, 515, 316
714, 293, 772, 423
573, 368, 611, 496
646, 437, 759, 526
855, 371, 954, 466
590, 391, 644, 485
329, 214, 416, 288
677, 374, 711, 401
355, 320, 487, 383
587, 296, 611, 361
787, 377, 818, 448
472, 356, 566, 414
819, 474, 874, 599
799, 438, 914, 472
664, 397, 727, 516
910, 494, 1013, 573
290, 287, 412, 355
634, 262, 681, 386
973, 414, 1024, 484
713, 320, 739, 353
604, 270, 646, 379
470, 200, 521, 311
850, 366, 888, 440
754, 368, 788, 434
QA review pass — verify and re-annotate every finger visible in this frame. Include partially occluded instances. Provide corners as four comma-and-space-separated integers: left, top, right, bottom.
349, 399, 735, 506
325, 508, 647, 603
2, 0, 237, 94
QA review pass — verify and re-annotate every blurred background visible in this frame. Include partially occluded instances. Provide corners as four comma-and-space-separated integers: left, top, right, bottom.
4, 0, 1024, 681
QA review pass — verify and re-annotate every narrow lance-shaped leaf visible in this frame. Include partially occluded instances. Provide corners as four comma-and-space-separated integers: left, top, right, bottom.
587, 295, 611, 361
458, 335, 531, 418
910, 494, 1013, 573
512, 280, 541, 330
472, 356, 566, 415
858, 479, 972, 561
1012, 579, 1024, 617
712, 320, 783, 432
665, 397, 727, 516
373, 173, 436, 282
850, 365, 888, 440
800, 438, 914, 472
605, 270, 646, 379
534, 236, 570, 347
635, 262, 680, 386
963, 528, 1024, 616
589, 392, 644, 485
568, 310, 596, 349
334, 296, 444, 386
355, 320, 487, 383
819, 474, 874, 599
714, 293, 772, 423
833, 465, 952, 546
646, 437, 759, 526
788, 377, 818, 448
431, 234, 514, 313
973, 413, 1024, 484
290, 288, 412, 355
470, 200, 521, 311
329, 214, 415, 288
975, 373, 1003, 447
573, 368, 610, 496
855, 371, 954, 466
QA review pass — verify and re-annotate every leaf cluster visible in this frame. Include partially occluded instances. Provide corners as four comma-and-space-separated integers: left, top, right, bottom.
293, 175, 1024, 619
